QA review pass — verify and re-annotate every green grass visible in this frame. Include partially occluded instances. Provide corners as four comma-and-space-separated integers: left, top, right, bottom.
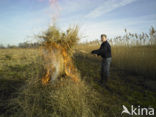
0, 47, 156, 117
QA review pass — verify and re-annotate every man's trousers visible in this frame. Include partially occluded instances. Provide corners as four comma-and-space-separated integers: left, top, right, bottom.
100, 57, 112, 84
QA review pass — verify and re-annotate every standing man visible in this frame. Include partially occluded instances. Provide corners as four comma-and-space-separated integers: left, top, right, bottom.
91, 34, 112, 85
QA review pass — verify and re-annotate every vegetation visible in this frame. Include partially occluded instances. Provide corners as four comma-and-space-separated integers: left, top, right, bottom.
0, 26, 156, 117
77, 27, 156, 80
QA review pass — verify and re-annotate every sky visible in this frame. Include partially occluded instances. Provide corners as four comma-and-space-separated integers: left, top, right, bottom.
0, 0, 156, 45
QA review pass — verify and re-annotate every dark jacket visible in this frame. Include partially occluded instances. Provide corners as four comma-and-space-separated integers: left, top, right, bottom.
91, 41, 112, 58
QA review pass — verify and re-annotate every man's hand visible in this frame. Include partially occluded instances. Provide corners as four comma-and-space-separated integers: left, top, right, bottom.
91, 50, 96, 54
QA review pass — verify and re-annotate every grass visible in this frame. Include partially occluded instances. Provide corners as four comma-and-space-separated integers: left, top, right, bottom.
112, 45, 156, 79
0, 46, 156, 117
76, 44, 156, 80
0, 25, 156, 117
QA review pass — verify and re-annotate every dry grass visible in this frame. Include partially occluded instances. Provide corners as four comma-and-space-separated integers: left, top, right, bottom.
38, 25, 80, 84
11, 77, 102, 117
76, 44, 156, 80
1, 26, 105, 117
0, 27, 156, 117
39, 25, 79, 55
111, 45, 156, 79
0, 47, 156, 117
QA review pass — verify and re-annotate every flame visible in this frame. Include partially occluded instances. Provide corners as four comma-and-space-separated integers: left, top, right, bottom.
41, 42, 79, 85
42, 69, 50, 84
38, 0, 79, 85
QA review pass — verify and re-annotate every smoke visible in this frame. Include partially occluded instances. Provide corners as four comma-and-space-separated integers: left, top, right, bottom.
36, 0, 80, 84
40, 26, 80, 85
41, 45, 64, 84
39, 0, 61, 23
41, 42, 80, 85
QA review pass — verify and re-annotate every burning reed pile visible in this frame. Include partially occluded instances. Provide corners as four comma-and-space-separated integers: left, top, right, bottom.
11, 26, 103, 117
39, 25, 80, 84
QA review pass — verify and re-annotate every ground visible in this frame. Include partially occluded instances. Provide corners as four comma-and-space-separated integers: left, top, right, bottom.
0, 48, 156, 117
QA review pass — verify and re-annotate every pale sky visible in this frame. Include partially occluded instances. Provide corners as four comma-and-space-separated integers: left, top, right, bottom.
0, 0, 156, 45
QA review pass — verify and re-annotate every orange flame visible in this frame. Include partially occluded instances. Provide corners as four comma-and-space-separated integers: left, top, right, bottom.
42, 69, 50, 84
38, 0, 78, 85
41, 42, 79, 85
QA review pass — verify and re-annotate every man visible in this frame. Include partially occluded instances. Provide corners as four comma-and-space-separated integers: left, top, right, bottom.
91, 34, 112, 85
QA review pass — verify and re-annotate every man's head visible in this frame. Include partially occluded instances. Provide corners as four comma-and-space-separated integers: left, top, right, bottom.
101, 34, 107, 42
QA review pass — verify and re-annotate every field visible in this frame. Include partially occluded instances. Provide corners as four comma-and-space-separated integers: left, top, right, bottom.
0, 45, 156, 117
